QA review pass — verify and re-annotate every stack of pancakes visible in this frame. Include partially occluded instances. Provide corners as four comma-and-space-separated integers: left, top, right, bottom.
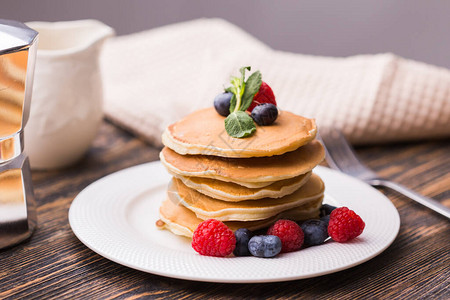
157, 108, 325, 238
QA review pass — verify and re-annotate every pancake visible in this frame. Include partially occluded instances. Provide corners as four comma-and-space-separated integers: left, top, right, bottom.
158, 196, 322, 238
166, 169, 275, 188
168, 174, 324, 221
160, 139, 325, 187
162, 107, 317, 158
176, 172, 312, 202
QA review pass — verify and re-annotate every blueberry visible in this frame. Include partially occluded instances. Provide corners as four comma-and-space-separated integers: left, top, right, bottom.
233, 228, 254, 256
301, 219, 329, 246
248, 235, 282, 258
251, 103, 278, 126
320, 214, 330, 227
319, 204, 337, 217
214, 92, 232, 116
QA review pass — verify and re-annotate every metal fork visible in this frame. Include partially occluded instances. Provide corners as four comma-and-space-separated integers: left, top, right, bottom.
319, 127, 450, 219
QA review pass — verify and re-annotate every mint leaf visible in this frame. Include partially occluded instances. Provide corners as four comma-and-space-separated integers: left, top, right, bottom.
225, 86, 235, 93
231, 76, 241, 88
239, 66, 251, 84
240, 70, 262, 111
224, 111, 256, 138
229, 75, 243, 113
229, 93, 237, 112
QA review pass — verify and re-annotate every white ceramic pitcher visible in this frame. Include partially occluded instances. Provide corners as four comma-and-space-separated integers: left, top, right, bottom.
25, 20, 114, 169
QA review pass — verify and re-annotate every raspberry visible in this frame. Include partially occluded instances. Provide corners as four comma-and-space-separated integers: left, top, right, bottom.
328, 207, 365, 242
267, 219, 304, 253
248, 81, 277, 112
192, 219, 236, 257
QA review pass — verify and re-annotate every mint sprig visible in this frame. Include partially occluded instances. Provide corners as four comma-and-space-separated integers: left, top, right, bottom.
224, 67, 262, 138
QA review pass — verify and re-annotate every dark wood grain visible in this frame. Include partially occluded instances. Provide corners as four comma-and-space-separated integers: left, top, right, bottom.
1, 120, 449, 300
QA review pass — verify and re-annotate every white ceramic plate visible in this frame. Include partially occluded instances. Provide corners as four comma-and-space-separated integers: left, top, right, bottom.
69, 162, 400, 283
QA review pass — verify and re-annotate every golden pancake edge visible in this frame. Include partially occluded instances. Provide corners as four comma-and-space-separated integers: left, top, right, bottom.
162, 107, 317, 158
158, 196, 322, 238
175, 172, 312, 202
168, 174, 325, 221
160, 139, 325, 186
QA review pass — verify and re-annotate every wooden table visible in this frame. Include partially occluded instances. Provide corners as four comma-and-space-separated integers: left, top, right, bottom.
1, 120, 449, 299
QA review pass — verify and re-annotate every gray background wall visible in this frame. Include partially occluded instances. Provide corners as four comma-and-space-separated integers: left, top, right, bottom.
2, 0, 449, 68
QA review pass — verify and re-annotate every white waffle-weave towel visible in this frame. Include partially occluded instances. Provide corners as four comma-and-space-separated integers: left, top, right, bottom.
100, 18, 450, 146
